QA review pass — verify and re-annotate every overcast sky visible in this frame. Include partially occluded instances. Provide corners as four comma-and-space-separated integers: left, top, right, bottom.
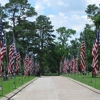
1, 0, 100, 41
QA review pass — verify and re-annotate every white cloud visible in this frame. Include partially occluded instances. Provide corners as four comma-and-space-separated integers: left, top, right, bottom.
34, 0, 46, 15
48, 14, 55, 18
32, 0, 90, 40
48, 12, 92, 43
0, 0, 8, 6
48, 13, 90, 33
57, 0, 68, 7
86, 0, 100, 6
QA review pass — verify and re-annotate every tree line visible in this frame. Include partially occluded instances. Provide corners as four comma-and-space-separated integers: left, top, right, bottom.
1, 0, 100, 74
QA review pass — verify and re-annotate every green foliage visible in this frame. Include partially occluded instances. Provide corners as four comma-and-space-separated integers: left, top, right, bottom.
2, 0, 37, 65
85, 4, 100, 29
63, 73, 100, 90
35, 15, 55, 74
56, 27, 76, 47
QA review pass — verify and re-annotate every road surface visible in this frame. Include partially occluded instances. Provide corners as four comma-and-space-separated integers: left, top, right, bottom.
9, 76, 100, 100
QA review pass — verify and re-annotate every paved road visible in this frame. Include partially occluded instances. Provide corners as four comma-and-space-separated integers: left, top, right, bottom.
10, 76, 100, 100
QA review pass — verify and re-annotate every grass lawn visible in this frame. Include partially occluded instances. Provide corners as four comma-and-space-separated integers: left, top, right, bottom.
44, 73, 59, 76
0, 75, 35, 98
62, 72, 100, 90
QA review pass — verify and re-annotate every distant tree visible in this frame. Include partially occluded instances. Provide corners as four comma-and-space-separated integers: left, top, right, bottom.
56, 27, 76, 47
85, 4, 100, 29
35, 15, 55, 74
2, 0, 37, 68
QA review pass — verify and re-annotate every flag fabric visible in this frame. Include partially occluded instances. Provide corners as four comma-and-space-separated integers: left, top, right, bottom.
23, 52, 30, 76
8, 37, 16, 74
72, 56, 76, 73
8, 42, 14, 74
0, 18, 7, 77
75, 56, 78, 73
69, 60, 72, 72
15, 52, 20, 73
63, 58, 69, 73
29, 54, 34, 75
0, 40, 7, 76
63, 58, 67, 73
92, 31, 100, 76
1, 39, 6, 60
66, 59, 69, 72
59, 61, 62, 73
80, 38, 85, 72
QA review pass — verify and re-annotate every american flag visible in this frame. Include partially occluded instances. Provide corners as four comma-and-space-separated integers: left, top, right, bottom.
23, 51, 30, 76
63, 58, 67, 73
63, 58, 69, 73
0, 18, 6, 77
29, 54, 34, 75
72, 56, 76, 73
15, 51, 20, 73
8, 37, 16, 74
80, 38, 85, 72
75, 56, 78, 73
66, 59, 69, 71
92, 31, 100, 76
59, 61, 62, 73
69, 60, 72, 72
1, 39, 6, 60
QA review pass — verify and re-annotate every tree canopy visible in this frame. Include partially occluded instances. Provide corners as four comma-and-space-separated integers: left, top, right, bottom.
1, 1, 100, 74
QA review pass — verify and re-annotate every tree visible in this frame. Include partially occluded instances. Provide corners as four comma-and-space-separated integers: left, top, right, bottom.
70, 38, 79, 57
3, 0, 37, 56
56, 27, 76, 47
35, 15, 55, 74
85, 4, 100, 29
1, 0, 37, 69
56, 27, 76, 64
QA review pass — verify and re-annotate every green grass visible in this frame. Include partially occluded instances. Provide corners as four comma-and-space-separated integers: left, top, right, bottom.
0, 75, 35, 98
43, 73, 59, 76
62, 73, 100, 90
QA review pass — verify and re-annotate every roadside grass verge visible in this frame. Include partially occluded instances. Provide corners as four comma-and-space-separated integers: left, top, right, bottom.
0, 75, 35, 98
62, 73, 100, 90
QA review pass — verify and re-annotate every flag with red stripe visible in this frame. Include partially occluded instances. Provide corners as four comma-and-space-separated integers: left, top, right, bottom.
0, 18, 6, 77
8, 37, 16, 74
15, 51, 20, 72
92, 31, 100, 76
29, 54, 34, 75
24, 51, 30, 76
80, 38, 85, 72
